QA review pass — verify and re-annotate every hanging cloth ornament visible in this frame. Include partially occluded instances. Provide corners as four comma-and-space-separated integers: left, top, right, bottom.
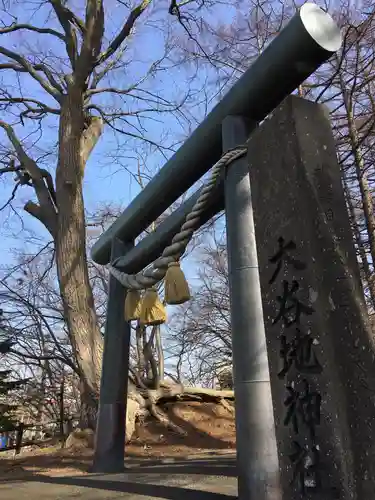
140, 287, 167, 326
124, 289, 142, 321
164, 261, 191, 305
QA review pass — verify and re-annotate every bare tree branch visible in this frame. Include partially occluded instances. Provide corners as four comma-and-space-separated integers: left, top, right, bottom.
0, 120, 57, 234
0, 46, 63, 101
49, 0, 86, 34
74, 0, 105, 85
9, 348, 77, 372
0, 61, 64, 95
49, 0, 83, 69
90, 46, 126, 90
0, 94, 60, 122
88, 103, 176, 154
0, 23, 65, 41
0, 180, 21, 211
95, 0, 151, 66
80, 116, 103, 164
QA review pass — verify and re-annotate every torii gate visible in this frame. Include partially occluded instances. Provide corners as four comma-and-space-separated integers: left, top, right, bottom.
90, 4, 341, 499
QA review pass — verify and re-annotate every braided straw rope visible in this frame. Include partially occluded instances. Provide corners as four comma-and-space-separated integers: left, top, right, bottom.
108, 144, 248, 290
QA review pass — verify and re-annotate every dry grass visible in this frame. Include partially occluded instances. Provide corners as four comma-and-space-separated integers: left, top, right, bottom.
0, 401, 236, 480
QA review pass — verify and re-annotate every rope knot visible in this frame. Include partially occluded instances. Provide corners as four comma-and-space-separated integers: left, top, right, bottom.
168, 261, 179, 268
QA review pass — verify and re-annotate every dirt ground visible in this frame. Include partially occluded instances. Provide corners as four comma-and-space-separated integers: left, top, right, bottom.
0, 402, 236, 480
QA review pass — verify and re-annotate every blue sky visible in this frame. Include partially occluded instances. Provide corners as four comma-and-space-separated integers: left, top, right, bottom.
2, 0, 341, 300
0, 0, 241, 383
0, 0, 238, 279
0, 0, 348, 271
0, 0, 356, 381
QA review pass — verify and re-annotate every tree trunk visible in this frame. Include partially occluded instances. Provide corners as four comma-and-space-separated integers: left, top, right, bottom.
337, 66, 375, 284
59, 371, 65, 444
141, 325, 152, 379
155, 325, 164, 381
143, 326, 160, 390
136, 322, 144, 375
36, 335, 48, 440
344, 177, 375, 310
55, 86, 103, 429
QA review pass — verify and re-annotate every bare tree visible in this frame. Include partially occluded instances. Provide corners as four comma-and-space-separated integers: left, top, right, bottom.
0, 245, 79, 425
166, 225, 233, 386
173, 1, 375, 314
0, 0, 216, 427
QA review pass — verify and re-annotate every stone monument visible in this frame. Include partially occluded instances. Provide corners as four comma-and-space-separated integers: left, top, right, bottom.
248, 95, 375, 499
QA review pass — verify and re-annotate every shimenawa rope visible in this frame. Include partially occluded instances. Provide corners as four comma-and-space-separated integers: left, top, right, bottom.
108, 144, 248, 290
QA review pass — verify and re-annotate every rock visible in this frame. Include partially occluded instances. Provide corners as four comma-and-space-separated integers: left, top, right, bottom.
126, 397, 140, 443
65, 428, 95, 450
